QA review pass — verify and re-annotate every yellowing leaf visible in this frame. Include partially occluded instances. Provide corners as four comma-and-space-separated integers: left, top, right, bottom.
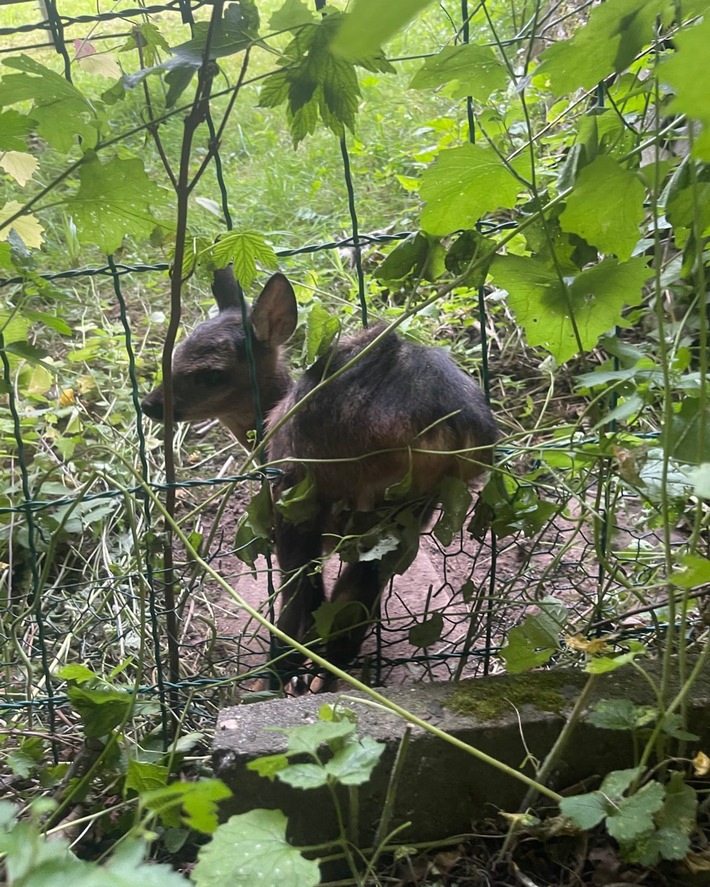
0, 201, 45, 248
77, 52, 122, 79
59, 388, 76, 407
566, 634, 609, 655
25, 365, 53, 395
0, 151, 38, 186
693, 751, 710, 777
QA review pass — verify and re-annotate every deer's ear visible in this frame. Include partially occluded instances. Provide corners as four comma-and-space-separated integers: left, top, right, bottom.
251, 274, 298, 346
211, 265, 243, 312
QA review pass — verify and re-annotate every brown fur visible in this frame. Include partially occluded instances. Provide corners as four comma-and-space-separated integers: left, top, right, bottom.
142, 268, 497, 683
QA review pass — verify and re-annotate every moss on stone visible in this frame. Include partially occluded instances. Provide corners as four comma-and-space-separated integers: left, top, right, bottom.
443, 670, 585, 720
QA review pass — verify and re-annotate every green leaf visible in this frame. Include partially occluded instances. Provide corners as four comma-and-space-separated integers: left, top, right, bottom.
606, 781, 665, 843
193, 809, 321, 887
143, 780, 231, 834
420, 144, 522, 236
492, 255, 651, 363
277, 762, 329, 789
171, 2, 259, 64
22, 309, 72, 336
375, 232, 446, 283
211, 231, 277, 288
408, 612, 444, 648
247, 753, 289, 779
269, 0, 316, 32
653, 772, 697, 861
536, 0, 670, 96
560, 791, 609, 830
0, 110, 32, 151
433, 476, 472, 546
664, 396, 710, 464
560, 156, 645, 261
68, 153, 169, 254
325, 736, 385, 785
500, 597, 566, 673
0, 56, 100, 151
600, 768, 640, 798
259, 14, 392, 145
275, 473, 320, 525
244, 483, 273, 539
66, 684, 133, 737
444, 229, 497, 287
588, 699, 656, 731
125, 759, 169, 795
57, 663, 96, 683
661, 16, 710, 160
672, 553, 710, 588
585, 643, 647, 673
306, 301, 340, 364
331, 0, 434, 59
234, 518, 270, 567
275, 719, 355, 757
409, 44, 507, 101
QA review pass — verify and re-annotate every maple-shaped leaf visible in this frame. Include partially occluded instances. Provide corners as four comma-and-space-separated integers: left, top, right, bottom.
560, 155, 645, 260
661, 16, 710, 161
420, 143, 522, 235
268, 0, 316, 31
0, 55, 100, 151
258, 12, 393, 145
0, 152, 38, 187
0, 201, 45, 249
409, 44, 507, 101
210, 231, 277, 287
536, 0, 669, 96
67, 153, 170, 253
492, 255, 651, 363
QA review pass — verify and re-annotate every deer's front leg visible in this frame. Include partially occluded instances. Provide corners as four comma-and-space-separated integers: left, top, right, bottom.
272, 511, 325, 673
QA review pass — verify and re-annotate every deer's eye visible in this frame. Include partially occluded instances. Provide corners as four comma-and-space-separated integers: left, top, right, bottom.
195, 369, 227, 387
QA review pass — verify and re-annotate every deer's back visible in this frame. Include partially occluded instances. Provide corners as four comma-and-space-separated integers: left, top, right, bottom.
268, 326, 497, 510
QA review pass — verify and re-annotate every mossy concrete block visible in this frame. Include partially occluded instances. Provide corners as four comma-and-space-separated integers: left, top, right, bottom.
213, 665, 710, 847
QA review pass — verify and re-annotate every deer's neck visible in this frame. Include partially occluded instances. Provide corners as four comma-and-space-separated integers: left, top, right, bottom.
222, 363, 294, 449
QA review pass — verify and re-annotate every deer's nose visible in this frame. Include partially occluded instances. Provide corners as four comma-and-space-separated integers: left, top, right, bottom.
141, 393, 164, 421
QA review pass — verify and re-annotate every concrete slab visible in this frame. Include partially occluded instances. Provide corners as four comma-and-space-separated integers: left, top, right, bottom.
213, 663, 710, 848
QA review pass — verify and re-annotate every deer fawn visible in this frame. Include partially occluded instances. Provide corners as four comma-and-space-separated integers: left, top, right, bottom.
141, 266, 497, 686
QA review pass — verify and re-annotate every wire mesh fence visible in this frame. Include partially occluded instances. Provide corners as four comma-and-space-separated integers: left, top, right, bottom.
0, 0, 702, 745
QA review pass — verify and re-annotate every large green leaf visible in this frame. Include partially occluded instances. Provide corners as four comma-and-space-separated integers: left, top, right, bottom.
192, 810, 320, 887
536, 0, 669, 96
410, 44, 507, 101
661, 16, 710, 160
0, 56, 100, 151
67, 153, 170, 253
560, 155, 645, 261
420, 144, 522, 235
492, 255, 650, 363
331, 0, 434, 59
